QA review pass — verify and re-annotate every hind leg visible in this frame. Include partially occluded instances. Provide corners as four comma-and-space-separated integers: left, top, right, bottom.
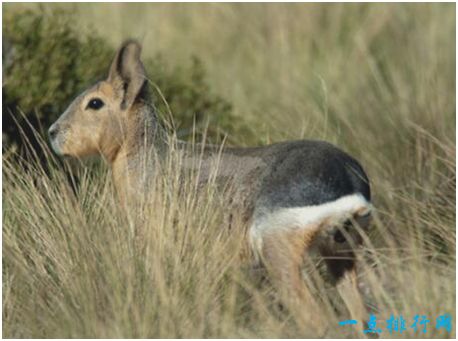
336, 267, 368, 335
321, 236, 369, 335
261, 229, 311, 300
260, 226, 327, 329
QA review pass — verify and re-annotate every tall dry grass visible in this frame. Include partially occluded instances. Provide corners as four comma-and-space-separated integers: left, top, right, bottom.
2, 3, 456, 338
3, 125, 455, 338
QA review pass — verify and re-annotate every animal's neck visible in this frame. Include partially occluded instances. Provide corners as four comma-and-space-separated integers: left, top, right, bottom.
110, 102, 167, 203
126, 103, 167, 156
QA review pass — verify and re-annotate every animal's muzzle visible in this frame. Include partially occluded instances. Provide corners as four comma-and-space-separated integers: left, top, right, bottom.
48, 124, 59, 141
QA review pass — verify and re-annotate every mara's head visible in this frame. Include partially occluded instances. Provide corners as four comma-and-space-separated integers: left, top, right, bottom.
48, 40, 148, 161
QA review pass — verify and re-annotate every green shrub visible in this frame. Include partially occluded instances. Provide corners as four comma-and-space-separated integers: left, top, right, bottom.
3, 9, 245, 152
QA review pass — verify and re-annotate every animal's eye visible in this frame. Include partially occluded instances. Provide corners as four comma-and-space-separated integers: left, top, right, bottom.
86, 98, 105, 110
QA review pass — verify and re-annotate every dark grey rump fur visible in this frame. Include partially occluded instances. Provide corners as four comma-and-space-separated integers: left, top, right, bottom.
221, 139, 371, 211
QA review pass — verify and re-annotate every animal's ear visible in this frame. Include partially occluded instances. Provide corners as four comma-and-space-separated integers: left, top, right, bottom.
108, 40, 147, 110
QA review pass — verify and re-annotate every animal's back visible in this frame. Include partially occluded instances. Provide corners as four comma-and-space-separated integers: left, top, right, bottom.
216, 139, 370, 212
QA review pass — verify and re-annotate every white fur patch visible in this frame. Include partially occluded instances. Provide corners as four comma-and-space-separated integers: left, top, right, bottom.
249, 193, 371, 262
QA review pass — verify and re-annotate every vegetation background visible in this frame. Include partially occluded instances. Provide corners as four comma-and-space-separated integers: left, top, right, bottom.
3, 3, 456, 338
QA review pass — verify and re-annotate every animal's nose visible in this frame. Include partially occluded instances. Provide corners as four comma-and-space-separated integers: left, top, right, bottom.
48, 125, 58, 140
